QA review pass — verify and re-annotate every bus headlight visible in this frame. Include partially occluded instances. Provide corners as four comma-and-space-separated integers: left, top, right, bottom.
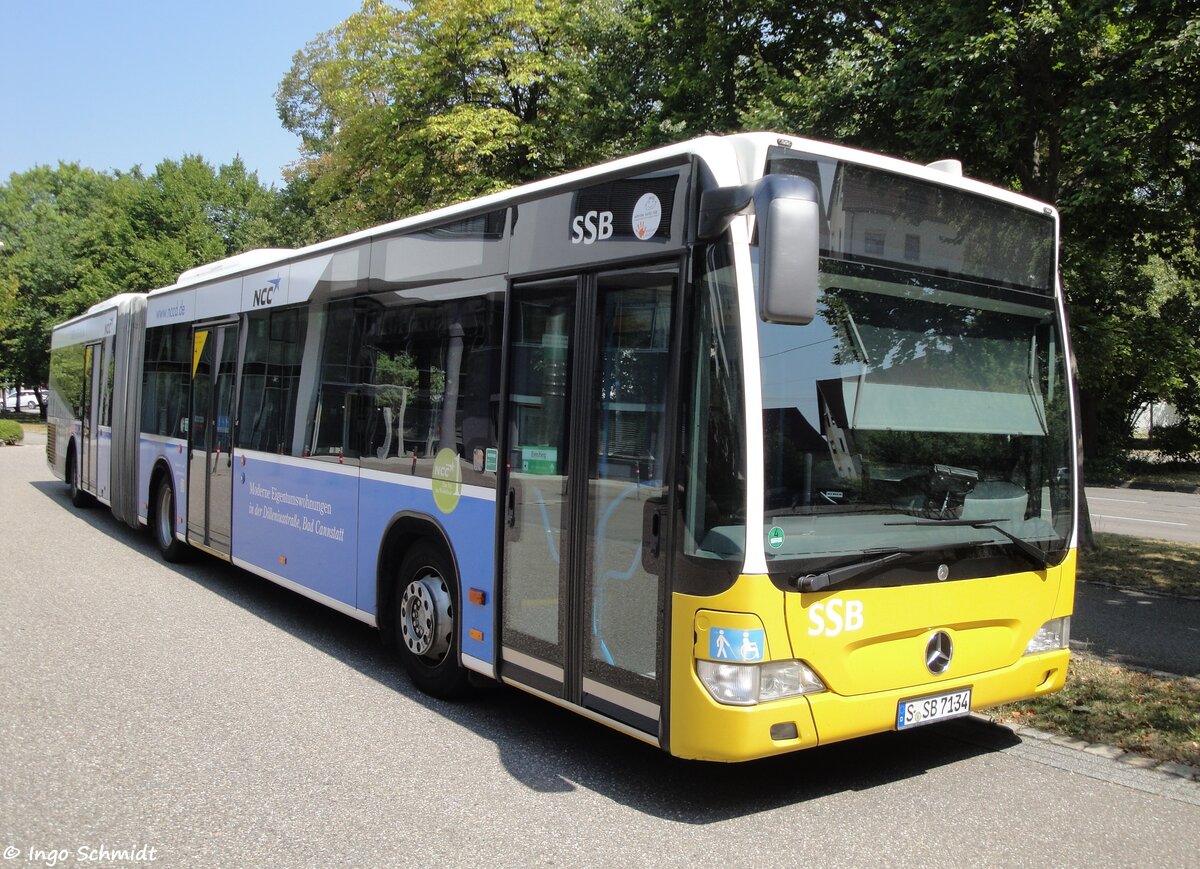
696, 659, 826, 706
1024, 616, 1071, 655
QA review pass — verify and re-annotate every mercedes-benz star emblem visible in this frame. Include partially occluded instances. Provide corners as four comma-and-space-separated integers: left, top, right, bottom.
925, 631, 953, 674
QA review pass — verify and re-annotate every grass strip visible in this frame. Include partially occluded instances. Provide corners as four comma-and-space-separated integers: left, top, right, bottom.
1120, 457, 1200, 489
1080, 533, 1200, 598
994, 655, 1200, 767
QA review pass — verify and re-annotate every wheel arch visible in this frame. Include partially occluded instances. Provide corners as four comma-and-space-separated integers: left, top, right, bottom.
148, 457, 177, 522
64, 435, 79, 482
376, 511, 459, 645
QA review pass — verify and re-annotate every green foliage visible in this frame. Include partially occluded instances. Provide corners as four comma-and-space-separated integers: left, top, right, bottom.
0, 157, 296, 393
630, 0, 843, 144
374, 351, 419, 411
276, 0, 633, 232
1150, 420, 1200, 462
0, 419, 22, 444
0, 163, 116, 392
635, 0, 1200, 468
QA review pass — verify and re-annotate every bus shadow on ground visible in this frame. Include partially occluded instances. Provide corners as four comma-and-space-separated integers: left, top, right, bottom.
32, 478, 1021, 824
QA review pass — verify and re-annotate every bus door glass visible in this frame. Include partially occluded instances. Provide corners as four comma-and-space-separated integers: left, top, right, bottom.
81, 342, 103, 493
187, 322, 240, 555
501, 266, 677, 734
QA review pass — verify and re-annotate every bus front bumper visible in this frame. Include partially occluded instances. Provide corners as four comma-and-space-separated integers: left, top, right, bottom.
669, 649, 1069, 762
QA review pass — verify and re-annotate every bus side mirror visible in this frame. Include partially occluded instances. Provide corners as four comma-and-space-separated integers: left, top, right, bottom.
698, 174, 820, 325
756, 175, 819, 325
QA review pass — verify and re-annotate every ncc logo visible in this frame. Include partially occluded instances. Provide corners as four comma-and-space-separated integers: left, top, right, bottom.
253, 277, 282, 307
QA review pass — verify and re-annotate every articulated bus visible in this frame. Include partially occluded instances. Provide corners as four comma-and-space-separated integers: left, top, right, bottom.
47, 133, 1077, 761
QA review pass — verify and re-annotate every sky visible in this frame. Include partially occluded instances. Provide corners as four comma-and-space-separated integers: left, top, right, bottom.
0, 0, 364, 189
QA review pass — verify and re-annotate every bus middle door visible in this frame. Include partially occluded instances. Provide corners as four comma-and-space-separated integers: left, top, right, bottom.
187, 322, 240, 557
80, 342, 103, 495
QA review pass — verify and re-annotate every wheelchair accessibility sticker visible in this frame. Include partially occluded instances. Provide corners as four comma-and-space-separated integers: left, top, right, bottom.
709, 628, 765, 662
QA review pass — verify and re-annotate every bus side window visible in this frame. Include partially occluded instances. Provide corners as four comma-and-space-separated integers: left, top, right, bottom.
238, 308, 307, 455
356, 293, 503, 481
141, 323, 190, 441
307, 300, 374, 460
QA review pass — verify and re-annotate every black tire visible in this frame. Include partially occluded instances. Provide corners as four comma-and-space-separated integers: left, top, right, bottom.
69, 448, 91, 508
393, 542, 469, 699
152, 475, 191, 563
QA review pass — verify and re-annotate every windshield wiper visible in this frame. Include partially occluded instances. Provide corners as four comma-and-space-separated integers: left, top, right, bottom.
796, 548, 919, 592
885, 518, 1051, 569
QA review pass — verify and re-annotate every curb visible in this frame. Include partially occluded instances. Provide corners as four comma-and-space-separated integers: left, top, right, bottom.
1106, 480, 1200, 495
1067, 648, 1200, 685
974, 714, 1200, 783
1075, 578, 1200, 604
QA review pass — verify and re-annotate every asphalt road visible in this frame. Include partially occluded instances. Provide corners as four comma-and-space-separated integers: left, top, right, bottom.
1085, 486, 1200, 545
1072, 582, 1200, 676
3, 441, 1198, 867
1076, 486, 1200, 675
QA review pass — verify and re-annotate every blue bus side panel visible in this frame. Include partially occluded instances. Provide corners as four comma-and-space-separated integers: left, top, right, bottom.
233, 455, 360, 607
137, 435, 188, 531
357, 476, 497, 666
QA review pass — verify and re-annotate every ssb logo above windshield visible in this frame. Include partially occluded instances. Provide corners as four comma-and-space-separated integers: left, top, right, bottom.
571, 210, 613, 245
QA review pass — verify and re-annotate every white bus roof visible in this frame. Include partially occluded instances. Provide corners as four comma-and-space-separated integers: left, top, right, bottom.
121, 132, 1055, 304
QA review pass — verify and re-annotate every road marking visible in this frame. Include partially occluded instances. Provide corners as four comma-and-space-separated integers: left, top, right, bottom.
1093, 513, 1189, 527
1088, 496, 1147, 505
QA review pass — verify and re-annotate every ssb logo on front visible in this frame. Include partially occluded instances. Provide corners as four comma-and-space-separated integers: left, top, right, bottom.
807, 599, 864, 637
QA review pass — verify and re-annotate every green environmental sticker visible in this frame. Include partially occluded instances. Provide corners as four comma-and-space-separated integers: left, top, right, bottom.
767, 526, 785, 550
431, 448, 463, 514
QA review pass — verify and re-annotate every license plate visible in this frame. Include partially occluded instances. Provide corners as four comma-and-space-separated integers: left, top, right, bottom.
896, 687, 972, 730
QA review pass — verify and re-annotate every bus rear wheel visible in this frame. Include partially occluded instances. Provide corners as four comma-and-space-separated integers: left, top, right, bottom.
393, 542, 469, 699
153, 476, 190, 563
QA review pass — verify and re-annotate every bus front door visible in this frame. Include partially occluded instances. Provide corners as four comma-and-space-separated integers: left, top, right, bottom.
187, 323, 239, 557
500, 266, 677, 738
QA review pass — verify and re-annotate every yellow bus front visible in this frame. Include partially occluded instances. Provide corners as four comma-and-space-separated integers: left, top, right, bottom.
669, 140, 1077, 761
669, 557, 1074, 761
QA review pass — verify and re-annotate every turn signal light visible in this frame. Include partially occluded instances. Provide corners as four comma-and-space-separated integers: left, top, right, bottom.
1024, 616, 1071, 655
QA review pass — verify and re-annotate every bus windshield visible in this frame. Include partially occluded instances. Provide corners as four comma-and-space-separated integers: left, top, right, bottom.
757, 154, 1072, 572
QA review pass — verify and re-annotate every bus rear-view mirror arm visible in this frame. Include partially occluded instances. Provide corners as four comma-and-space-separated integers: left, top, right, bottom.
697, 174, 820, 325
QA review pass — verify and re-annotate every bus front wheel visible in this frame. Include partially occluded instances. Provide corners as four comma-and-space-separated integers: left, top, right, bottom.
69, 448, 91, 508
153, 476, 190, 563
393, 542, 469, 699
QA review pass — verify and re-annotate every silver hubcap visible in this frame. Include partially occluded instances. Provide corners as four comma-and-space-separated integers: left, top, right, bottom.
157, 485, 173, 547
400, 572, 452, 661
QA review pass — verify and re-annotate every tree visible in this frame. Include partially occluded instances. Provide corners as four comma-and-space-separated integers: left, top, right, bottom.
0, 157, 294, 403
0, 164, 117, 407
636, 0, 1199, 468
277, 0, 633, 232
629, 0, 848, 145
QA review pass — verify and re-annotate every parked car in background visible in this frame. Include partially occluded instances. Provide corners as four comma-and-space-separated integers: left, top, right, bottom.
3, 389, 45, 413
